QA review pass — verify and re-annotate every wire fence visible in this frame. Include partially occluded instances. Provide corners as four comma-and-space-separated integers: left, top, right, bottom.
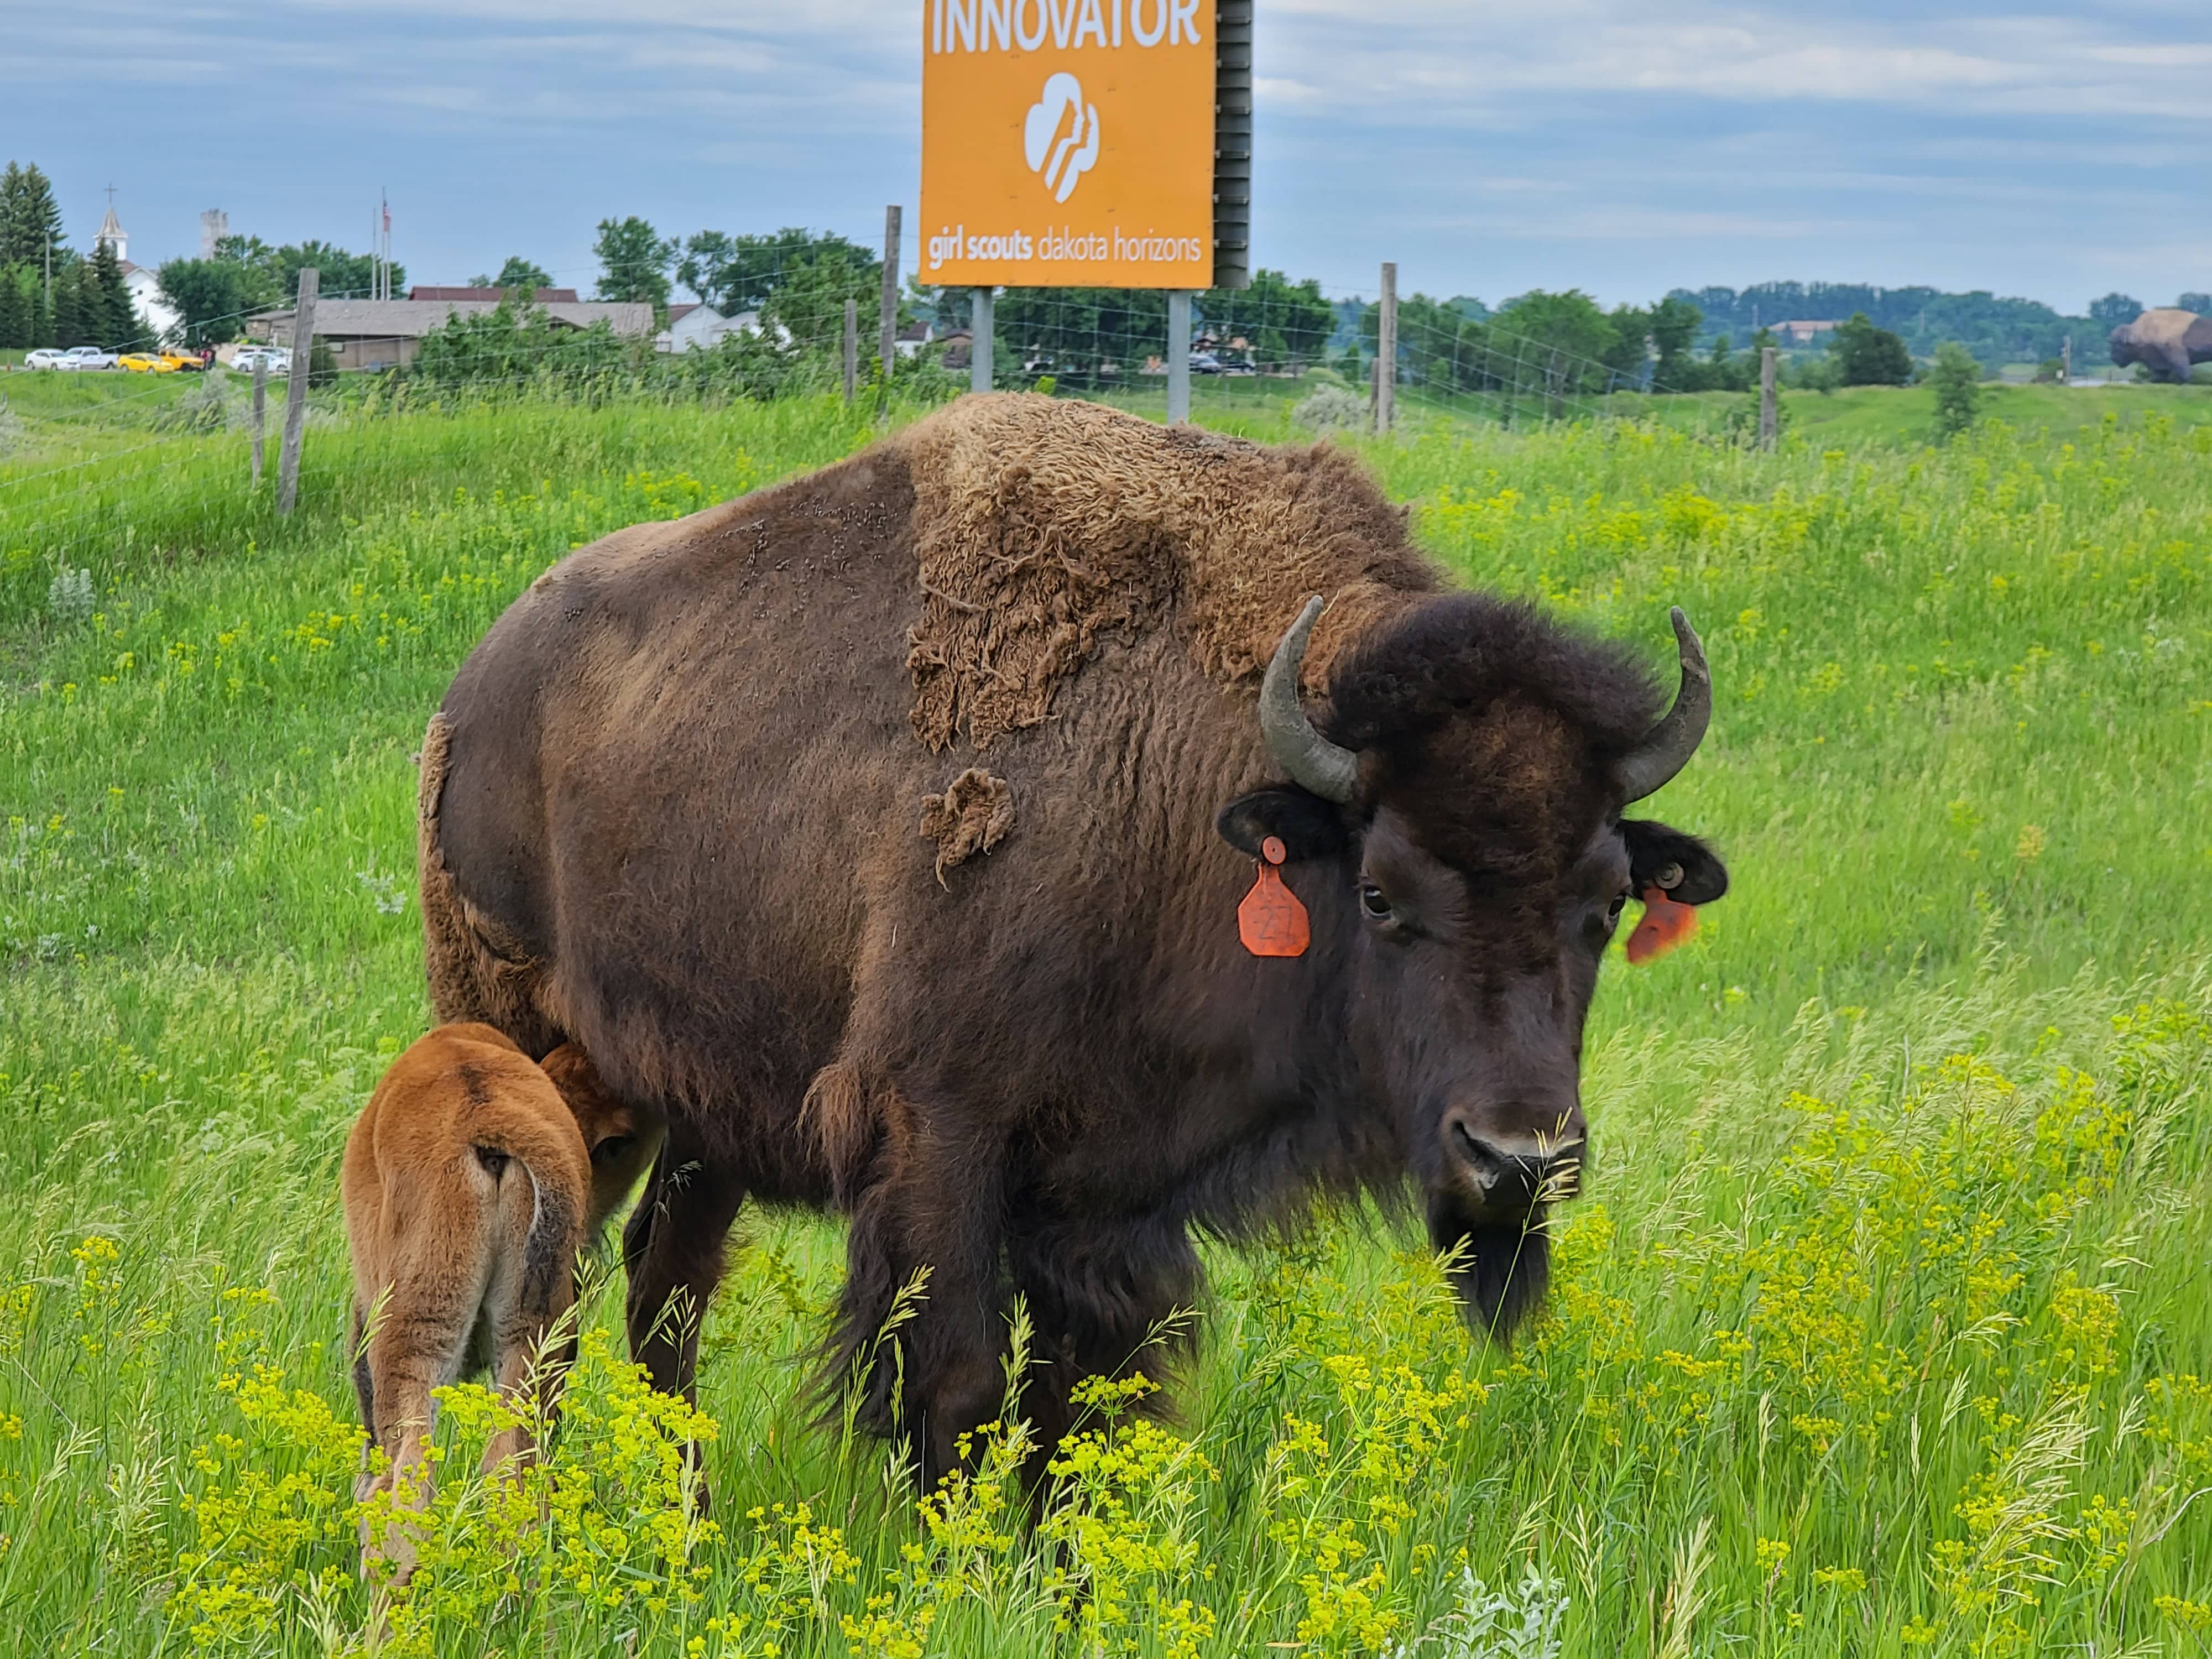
2, 241, 1785, 620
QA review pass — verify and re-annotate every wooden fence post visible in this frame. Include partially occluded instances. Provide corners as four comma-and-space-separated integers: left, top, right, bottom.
2061, 335, 2072, 385
1759, 346, 1778, 451
879, 205, 901, 399
250, 359, 268, 487
1376, 262, 1397, 435
1166, 290, 1192, 424
843, 298, 858, 404
970, 288, 993, 394
276, 267, 317, 517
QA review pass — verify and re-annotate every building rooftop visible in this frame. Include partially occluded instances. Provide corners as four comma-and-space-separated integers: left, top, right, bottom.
253, 298, 654, 338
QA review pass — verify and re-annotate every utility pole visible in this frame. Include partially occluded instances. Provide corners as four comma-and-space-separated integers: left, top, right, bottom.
277, 268, 317, 517
2062, 335, 2073, 385
1166, 291, 1192, 424
1376, 262, 1397, 435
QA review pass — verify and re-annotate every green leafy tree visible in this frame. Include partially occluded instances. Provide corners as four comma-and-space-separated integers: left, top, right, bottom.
1831, 312, 1913, 387
156, 258, 255, 346
491, 255, 554, 293
86, 239, 143, 349
2180, 292, 2211, 314
995, 288, 1167, 384
1486, 289, 1621, 401
1601, 304, 1651, 386
1648, 295, 1703, 392
593, 217, 677, 307
2086, 292, 2143, 329
208, 235, 388, 305
0, 267, 26, 349
0, 162, 65, 270
1197, 269, 1335, 369
1929, 342, 1983, 441
677, 228, 875, 317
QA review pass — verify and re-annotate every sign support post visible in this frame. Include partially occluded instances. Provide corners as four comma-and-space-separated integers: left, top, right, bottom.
971, 288, 993, 394
1167, 291, 1192, 424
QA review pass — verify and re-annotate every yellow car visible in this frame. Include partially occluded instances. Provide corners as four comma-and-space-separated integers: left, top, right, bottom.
158, 349, 208, 373
117, 353, 179, 374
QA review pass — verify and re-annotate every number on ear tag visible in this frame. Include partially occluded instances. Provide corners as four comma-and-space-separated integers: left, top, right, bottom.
1238, 836, 1310, 958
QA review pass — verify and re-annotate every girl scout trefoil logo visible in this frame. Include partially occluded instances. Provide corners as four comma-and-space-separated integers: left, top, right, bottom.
1025, 72, 1101, 202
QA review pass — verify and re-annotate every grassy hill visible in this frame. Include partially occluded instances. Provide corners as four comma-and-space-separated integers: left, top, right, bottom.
2, 390, 2209, 1655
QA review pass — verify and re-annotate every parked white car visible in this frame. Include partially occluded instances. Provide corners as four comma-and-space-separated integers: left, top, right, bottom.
229, 346, 291, 377
22, 348, 70, 369
56, 346, 118, 370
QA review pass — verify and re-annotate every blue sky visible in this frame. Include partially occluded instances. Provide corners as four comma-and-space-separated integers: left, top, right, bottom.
8, 0, 2208, 311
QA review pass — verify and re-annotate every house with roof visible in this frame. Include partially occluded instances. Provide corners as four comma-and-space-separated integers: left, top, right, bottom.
247, 295, 655, 371
656, 302, 756, 353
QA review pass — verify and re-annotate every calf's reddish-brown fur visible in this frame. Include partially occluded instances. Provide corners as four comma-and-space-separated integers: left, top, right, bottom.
342, 1024, 654, 1578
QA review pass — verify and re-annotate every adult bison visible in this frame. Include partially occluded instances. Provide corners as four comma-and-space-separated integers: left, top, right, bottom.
2108, 307, 2212, 383
418, 395, 1727, 1486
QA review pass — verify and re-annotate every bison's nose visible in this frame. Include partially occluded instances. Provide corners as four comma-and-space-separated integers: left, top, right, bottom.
1448, 1120, 1584, 1206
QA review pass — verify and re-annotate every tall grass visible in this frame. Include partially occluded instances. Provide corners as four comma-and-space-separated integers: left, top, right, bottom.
1, 393, 2208, 1655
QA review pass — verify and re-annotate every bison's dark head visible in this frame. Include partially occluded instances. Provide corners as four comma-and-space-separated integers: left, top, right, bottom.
1217, 593, 1727, 1339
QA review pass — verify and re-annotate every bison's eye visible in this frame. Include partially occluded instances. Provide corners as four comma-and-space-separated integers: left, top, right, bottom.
1359, 884, 1392, 921
592, 1135, 636, 1167
1605, 893, 1629, 927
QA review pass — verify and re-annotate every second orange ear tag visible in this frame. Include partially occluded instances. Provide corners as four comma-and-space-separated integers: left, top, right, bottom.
1625, 887, 1697, 965
1238, 836, 1311, 958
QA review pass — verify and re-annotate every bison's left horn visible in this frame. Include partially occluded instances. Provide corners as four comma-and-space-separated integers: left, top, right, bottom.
1260, 595, 1360, 804
1615, 607, 1712, 805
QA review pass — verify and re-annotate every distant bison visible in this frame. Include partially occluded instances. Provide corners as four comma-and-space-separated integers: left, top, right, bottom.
417, 395, 1729, 1489
2109, 308, 2212, 383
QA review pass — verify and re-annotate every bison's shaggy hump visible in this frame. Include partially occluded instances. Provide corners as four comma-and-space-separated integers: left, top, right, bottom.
891, 395, 1440, 751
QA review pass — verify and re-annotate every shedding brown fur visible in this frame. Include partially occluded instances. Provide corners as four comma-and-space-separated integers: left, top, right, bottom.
342, 1025, 657, 1584
892, 395, 1436, 750
919, 766, 1014, 880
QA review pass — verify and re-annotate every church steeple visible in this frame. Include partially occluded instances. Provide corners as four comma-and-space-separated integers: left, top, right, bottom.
96, 185, 126, 264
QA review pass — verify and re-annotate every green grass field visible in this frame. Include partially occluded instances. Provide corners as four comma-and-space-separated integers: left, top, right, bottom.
3, 389, 2210, 1657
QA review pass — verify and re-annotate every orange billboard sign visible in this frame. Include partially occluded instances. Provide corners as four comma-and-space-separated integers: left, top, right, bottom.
920, 0, 1216, 289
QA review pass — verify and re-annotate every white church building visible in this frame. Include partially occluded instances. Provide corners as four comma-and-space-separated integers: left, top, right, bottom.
95, 201, 181, 347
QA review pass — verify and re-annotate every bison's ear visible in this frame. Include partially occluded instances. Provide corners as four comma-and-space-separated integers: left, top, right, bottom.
1620, 820, 1728, 905
1217, 786, 1350, 863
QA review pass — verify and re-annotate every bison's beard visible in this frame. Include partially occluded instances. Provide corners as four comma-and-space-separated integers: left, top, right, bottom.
1427, 1192, 1552, 1340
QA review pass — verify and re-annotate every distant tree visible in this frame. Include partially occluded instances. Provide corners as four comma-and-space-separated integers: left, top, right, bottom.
0, 267, 26, 348
1600, 304, 1651, 387
2179, 292, 2212, 315
1198, 269, 1335, 369
995, 287, 1166, 383
156, 258, 255, 346
1929, 342, 1983, 441
86, 238, 143, 349
0, 162, 65, 270
676, 228, 873, 317
594, 217, 676, 308
491, 255, 554, 293
1647, 295, 1702, 391
1446, 295, 1490, 322
2086, 292, 2143, 330
1831, 312, 1912, 387
2032, 357, 2064, 383
209, 235, 391, 304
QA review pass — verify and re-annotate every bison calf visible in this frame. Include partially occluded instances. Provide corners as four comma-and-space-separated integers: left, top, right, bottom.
342, 1024, 657, 1581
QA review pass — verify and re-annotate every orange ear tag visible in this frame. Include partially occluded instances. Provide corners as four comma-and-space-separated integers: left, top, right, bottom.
1624, 887, 1697, 966
1238, 836, 1311, 958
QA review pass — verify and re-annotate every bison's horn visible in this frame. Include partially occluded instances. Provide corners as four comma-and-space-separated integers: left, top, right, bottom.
1615, 607, 1712, 805
1260, 596, 1360, 804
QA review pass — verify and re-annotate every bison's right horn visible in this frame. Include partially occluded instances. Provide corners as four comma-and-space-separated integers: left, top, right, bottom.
1614, 607, 1712, 805
1260, 596, 1360, 804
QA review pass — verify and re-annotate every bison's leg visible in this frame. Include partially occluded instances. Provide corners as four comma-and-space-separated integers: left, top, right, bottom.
1008, 1216, 1201, 1490
622, 1136, 745, 1416
835, 1122, 1010, 1491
